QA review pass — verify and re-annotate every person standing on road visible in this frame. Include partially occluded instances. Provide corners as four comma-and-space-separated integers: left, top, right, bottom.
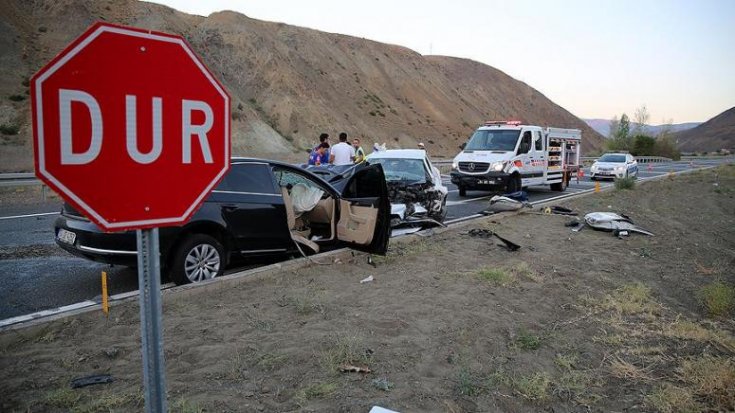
330, 132, 355, 165
353, 138, 366, 164
308, 143, 330, 166
309, 133, 330, 165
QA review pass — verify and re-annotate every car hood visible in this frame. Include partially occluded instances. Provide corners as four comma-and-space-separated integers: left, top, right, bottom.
593, 162, 626, 168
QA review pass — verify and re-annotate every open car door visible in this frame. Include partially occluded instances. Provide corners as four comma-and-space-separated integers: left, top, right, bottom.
333, 163, 391, 254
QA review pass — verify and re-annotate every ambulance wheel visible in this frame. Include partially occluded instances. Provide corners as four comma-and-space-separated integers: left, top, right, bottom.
458, 185, 467, 197
506, 174, 521, 193
550, 179, 567, 192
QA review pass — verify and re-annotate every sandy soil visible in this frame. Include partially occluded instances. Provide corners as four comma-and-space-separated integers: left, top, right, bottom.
1, 166, 734, 413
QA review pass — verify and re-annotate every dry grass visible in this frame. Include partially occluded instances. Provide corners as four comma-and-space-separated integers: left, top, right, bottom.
609, 356, 651, 381
697, 281, 735, 317
296, 381, 338, 404
663, 318, 735, 352
476, 268, 515, 286
321, 332, 371, 373
510, 262, 543, 282
644, 384, 699, 413
677, 356, 735, 411
602, 283, 660, 316
513, 372, 552, 401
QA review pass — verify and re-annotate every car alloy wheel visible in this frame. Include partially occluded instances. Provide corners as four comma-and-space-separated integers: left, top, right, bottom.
170, 233, 226, 285
185, 244, 221, 283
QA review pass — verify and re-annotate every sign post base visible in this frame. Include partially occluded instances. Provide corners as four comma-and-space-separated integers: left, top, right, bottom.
136, 228, 168, 413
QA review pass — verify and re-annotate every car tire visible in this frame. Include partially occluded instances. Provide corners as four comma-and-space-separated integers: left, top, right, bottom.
431, 196, 448, 222
506, 174, 521, 193
458, 185, 467, 197
170, 233, 226, 285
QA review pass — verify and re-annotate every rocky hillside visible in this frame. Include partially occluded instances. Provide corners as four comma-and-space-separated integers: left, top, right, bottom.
674, 107, 735, 153
0, 0, 604, 172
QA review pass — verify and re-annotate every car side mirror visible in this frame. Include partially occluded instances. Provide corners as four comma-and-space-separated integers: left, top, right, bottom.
460, 143, 466, 150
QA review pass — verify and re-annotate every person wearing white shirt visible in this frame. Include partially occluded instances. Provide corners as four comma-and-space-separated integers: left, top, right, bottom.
329, 132, 355, 165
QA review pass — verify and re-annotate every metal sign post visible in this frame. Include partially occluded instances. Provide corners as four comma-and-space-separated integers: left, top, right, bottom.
136, 228, 168, 413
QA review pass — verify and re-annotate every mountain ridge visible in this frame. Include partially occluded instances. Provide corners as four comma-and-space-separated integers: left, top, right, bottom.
0, 0, 604, 172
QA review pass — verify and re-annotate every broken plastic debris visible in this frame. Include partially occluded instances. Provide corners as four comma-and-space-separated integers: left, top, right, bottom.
360, 275, 374, 284
584, 212, 653, 236
467, 228, 521, 251
340, 364, 371, 373
70, 374, 114, 389
369, 407, 400, 413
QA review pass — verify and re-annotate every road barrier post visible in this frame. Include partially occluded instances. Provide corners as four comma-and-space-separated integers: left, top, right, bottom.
594, 182, 601, 193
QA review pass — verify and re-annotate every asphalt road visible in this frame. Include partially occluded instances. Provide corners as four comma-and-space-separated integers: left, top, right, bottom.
0, 158, 729, 320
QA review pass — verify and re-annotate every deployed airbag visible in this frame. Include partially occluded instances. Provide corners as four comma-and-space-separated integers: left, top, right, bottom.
290, 183, 324, 215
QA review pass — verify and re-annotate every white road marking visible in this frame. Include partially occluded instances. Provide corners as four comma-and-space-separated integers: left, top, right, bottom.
0, 211, 59, 221
446, 195, 495, 206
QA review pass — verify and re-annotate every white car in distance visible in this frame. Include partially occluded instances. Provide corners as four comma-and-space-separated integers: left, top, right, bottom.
590, 153, 639, 180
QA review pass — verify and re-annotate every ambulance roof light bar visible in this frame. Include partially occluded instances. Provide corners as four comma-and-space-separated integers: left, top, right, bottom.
483, 120, 522, 126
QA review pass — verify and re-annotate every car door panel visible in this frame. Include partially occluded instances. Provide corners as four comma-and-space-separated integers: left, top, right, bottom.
336, 164, 391, 254
337, 199, 378, 245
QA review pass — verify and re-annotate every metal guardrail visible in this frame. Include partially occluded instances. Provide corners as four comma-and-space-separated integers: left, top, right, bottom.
0, 173, 41, 187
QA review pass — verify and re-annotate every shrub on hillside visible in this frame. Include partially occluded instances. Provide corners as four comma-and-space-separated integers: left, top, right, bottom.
614, 176, 636, 190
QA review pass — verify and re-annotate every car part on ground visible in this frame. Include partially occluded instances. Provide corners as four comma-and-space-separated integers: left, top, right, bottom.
583, 212, 654, 236
466, 228, 521, 251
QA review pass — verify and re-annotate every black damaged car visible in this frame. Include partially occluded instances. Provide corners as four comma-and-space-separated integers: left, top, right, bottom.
54, 158, 391, 285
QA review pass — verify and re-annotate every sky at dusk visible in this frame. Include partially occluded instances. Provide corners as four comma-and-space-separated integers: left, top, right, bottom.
151, 0, 735, 124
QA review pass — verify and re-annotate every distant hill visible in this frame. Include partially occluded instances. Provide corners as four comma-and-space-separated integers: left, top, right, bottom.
0, 0, 604, 172
584, 118, 701, 138
674, 107, 735, 153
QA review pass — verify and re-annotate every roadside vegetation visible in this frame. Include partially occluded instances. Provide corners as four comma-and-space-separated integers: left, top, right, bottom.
605, 105, 681, 160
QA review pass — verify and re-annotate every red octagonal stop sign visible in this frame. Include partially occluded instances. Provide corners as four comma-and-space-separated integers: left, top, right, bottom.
31, 22, 230, 232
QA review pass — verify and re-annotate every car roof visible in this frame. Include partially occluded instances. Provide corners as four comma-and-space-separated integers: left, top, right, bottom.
367, 149, 426, 160
600, 153, 630, 157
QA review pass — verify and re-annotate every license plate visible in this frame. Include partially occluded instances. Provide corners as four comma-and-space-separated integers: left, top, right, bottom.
57, 229, 76, 245
478, 180, 492, 184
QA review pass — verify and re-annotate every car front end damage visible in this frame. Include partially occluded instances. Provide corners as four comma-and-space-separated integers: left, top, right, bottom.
387, 181, 446, 229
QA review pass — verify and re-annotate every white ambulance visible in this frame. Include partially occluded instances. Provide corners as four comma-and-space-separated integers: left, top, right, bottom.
450, 121, 581, 196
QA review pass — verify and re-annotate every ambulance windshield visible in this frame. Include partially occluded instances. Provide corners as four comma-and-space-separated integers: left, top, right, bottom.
465, 129, 520, 151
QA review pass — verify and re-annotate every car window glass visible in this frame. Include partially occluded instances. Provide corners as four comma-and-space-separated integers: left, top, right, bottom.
273, 167, 328, 193
216, 163, 276, 194
534, 131, 542, 151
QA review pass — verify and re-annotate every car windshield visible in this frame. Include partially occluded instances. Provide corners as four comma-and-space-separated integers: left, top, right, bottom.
369, 158, 427, 183
598, 154, 626, 163
464, 129, 521, 151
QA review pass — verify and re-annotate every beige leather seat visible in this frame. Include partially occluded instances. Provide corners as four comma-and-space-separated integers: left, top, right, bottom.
281, 186, 319, 253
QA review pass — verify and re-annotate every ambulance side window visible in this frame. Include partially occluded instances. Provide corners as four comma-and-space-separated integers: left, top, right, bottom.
534, 131, 543, 151
518, 132, 532, 154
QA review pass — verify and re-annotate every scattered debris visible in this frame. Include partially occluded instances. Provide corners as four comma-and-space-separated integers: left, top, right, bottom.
70, 374, 114, 389
391, 227, 422, 237
542, 206, 578, 216
482, 195, 531, 213
360, 275, 374, 284
467, 228, 521, 251
504, 190, 529, 201
584, 212, 654, 236
367, 256, 377, 268
339, 364, 371, 373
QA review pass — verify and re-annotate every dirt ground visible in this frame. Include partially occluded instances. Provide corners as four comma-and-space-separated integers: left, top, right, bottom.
1, 166, 734, 413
